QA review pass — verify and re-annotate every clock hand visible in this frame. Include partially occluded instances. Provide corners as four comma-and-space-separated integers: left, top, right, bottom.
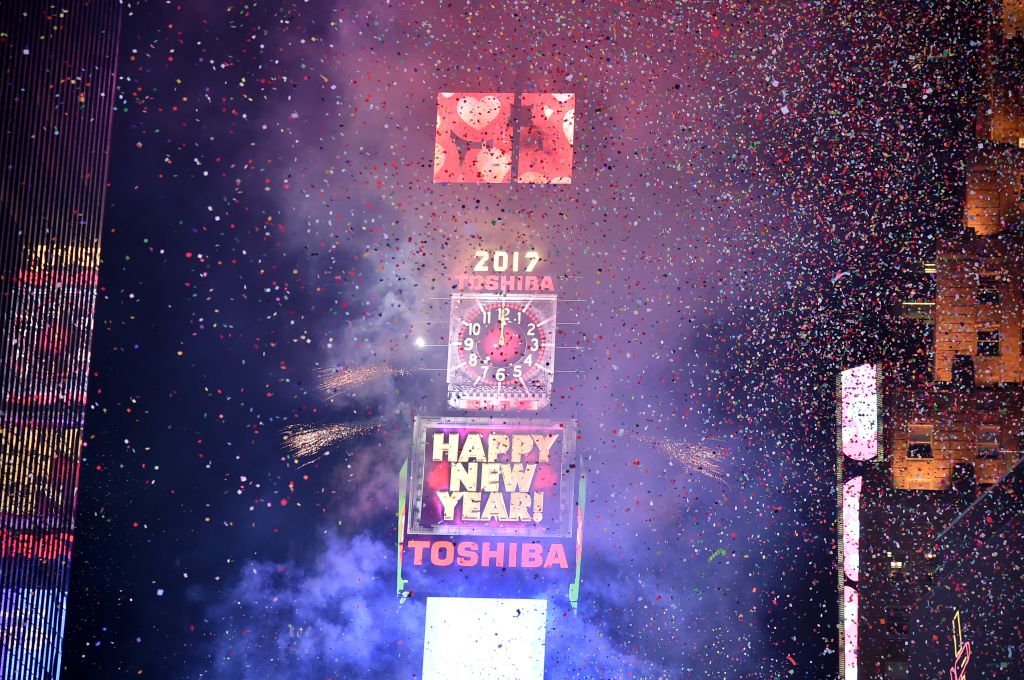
498, 315, 506, 347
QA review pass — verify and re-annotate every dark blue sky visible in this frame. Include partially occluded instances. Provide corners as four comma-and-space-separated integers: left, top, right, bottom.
65, 0, 976, 677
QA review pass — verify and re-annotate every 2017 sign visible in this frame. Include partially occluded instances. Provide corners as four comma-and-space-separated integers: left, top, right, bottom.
433, 93, 575, 184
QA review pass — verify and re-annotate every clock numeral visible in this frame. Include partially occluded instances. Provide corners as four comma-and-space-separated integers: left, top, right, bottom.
529, 337, 540, 352
469, 322, 481, 336
527, 323, 536, 336
468, 352, 478, 366
525, 251, 540, 272
462, 337, 475, 351
495, 367, 506, 383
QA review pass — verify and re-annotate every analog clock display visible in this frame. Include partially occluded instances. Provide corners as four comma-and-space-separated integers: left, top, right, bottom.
446, 292, 558, 410
455, 299, 552, 387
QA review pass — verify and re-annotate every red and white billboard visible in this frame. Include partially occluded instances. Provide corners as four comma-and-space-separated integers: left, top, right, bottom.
433, 93, 574, 184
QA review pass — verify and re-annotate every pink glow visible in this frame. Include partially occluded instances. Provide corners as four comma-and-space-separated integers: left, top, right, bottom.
434, 93, 514, 183
844, 585, 858, 680
843, 477, 861, 582
516, 93, 575, 184
841, 364, 878, 461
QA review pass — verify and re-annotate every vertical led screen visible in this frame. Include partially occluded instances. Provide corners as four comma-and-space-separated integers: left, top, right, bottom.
0, 2, 121, 676
841, 363, 878, 462
836, 363, 880, 680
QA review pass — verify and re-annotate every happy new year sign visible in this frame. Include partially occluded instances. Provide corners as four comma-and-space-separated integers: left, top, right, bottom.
407, 417, 577, 538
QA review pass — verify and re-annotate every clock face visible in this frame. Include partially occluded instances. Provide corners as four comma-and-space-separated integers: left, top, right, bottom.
455, 299, 551, 387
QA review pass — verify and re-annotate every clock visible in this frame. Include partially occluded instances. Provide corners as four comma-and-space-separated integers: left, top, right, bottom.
446, 292, 557, 410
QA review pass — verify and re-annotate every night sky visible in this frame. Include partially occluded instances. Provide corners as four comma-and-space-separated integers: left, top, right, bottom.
64, 1, 980, 677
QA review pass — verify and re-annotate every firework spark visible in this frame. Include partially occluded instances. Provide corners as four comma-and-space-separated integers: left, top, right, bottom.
317, 362, 409, 395
638, 435, 728, 483
282, 421, 382, 467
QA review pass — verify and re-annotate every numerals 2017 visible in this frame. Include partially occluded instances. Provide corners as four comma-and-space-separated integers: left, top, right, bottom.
473, 250, 540, 273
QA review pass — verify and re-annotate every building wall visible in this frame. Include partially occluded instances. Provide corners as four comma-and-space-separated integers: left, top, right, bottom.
934, 234, 1024, 383
888, 387, 1022, 489
1002, 0, 1024, 39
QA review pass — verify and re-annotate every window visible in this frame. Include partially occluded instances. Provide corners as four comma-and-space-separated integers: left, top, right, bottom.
978, 329, 1001, 356
908, 424, 934, 459
977, 275, 1001, 304
978, 426, 1001, 459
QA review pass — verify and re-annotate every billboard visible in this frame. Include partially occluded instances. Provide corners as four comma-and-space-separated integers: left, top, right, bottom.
408, 417, 576, 538
422, 597, 546, 680
0, 588, 66, 677
433, 92, 574, 184
836, 363, 880, 680
398, 417, 584, 606
841, 363, 879, 462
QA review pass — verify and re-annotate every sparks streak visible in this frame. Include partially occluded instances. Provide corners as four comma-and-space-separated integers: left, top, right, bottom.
317, 362, 409, 394
282, 421, 381, 467
638, 435, 728, 483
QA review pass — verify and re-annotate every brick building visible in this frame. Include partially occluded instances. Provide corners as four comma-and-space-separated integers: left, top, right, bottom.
838, 2, 1024, 678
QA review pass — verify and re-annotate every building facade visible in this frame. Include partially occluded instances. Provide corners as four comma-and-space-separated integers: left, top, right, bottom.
839, 2, 1024, 678
0, 3, 121, 677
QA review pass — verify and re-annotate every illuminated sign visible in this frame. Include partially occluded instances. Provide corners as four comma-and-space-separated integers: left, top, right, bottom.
0, 424, 79, 520
0, 588, 65, 676
433, 92, 574, 184
841, 477, 862, 680
408, 417, 575, 537
446, 294, 557, 411
842, 477, 861, 583
844, 586, 858, 680
949, 611, 972, 680
6, 247, 98, 408
422, 597, 546, 680
841, 364, 878, 461
0, 530, 73, 562
837, 364, 880, 680
398, 417, 584, 605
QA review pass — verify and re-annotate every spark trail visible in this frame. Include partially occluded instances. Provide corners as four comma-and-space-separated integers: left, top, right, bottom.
317, 363, 409, 395
282, 421, 382, 468
638, 435, 728, 483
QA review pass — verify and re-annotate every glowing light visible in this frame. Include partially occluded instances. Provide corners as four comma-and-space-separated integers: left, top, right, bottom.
281, 421, 381, 467
638, 435, 727, 482
841, 364, 878, 461
844, 585, 858, 680
950, 610, 972, 679
843, 477, 861, 582
422, 597, 546, 680
415, 337, 426, 348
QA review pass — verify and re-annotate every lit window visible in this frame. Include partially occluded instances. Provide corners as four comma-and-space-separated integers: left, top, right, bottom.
908, 424, 933, 459
978, 426, 1001, 459
978, 330, 1001, 357
977, 275, 1001, 304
